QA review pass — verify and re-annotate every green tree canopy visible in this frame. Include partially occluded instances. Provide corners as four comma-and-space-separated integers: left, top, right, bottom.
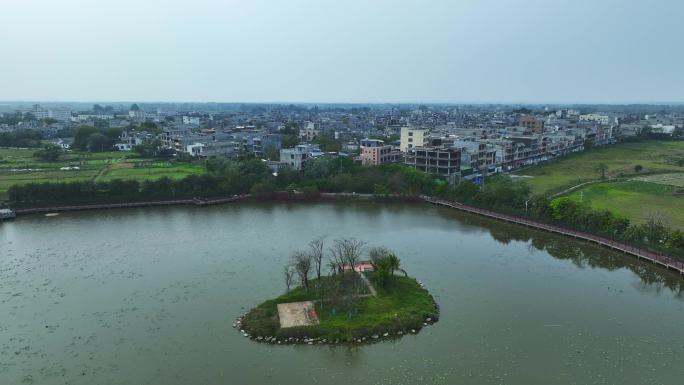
33, 144, 63, 161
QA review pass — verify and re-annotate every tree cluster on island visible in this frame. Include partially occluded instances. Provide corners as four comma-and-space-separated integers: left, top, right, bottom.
282, 237, 406, 317
285, 238, 402, 287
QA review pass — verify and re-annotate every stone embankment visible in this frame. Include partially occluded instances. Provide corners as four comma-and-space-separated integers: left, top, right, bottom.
13, 196, 245, 215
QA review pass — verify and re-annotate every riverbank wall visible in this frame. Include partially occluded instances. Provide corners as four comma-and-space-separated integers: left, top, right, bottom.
11, 193, 417, 216
13, 196, 245, 215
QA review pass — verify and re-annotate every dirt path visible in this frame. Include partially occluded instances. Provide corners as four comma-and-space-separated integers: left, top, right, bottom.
92, 156, 125, 182
357, 271, 377, 296
548, 178, 627, 198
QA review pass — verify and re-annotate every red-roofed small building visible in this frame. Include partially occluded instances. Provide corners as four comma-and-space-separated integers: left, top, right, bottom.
342, 261, 374, 272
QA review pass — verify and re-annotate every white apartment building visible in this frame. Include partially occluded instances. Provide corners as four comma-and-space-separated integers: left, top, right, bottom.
182, 116, 200, 125
30, 104, 49, 119
280, 144, 321, 170
579, 114, 610, 125
48, 110, 72, 121
299, 122, 321, 142
400, 127, 429, 152
77, 113, 114, 121
129, 109, 145, 122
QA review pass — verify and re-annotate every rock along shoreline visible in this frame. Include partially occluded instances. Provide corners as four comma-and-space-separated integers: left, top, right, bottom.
233, 283, 440, 346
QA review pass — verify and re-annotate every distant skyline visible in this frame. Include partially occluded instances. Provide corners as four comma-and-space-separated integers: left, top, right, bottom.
2, 0, 683, 104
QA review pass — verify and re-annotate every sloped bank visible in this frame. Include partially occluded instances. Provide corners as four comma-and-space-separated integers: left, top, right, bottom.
10, 192, 418, 216
234, 273, 439, 345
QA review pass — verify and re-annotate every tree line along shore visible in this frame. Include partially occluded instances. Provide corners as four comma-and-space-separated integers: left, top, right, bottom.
5, 153, 684, 259
3, 139, 684, 259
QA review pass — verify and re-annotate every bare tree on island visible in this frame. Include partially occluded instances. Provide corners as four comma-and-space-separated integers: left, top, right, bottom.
329, 242, 345, 274
329, 238, 366, 316
343, 238, 366, 270
308, 237, 327, 309
308, 237, 325, 281
326, 259, 338, 277
292, 251, 312, 289
283, 265, 295, 292
281, 238, 370, 317
329, 238, 366, 274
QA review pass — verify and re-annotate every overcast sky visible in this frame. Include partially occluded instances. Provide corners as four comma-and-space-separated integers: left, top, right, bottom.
1, 0, 682, 104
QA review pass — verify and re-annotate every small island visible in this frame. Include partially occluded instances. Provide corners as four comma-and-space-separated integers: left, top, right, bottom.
235, 238, 439, 344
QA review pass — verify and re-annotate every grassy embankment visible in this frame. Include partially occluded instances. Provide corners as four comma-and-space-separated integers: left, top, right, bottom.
0, 148, 204, 199
514, 140, 684, 228
566, 180, 684, 229
240, 273, 438, 342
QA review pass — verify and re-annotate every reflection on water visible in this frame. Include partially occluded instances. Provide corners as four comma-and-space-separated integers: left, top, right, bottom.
438, 207, 684, 296
1, 202, 683, 385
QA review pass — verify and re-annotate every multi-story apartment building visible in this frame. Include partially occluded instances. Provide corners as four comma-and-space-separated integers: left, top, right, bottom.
48, 109, 72, 121
400, 127, 429, 152
404, 146, 461, 178
182, 116, 200, 126
161, 128, 192, 152
299, 122, 321, 142
280, 144, 321, 171
453, 140, 489, 171
359, 139, 402, 166
251, 134, 282, 157
77, 113, 114, 121
129, 108, 145, 122
114, 131, 147, 151
186, 141, 238, 158
29, 104, 49, 119
233, 131, 283, 157
519, 116, 545, 133
579, 114, 611, 125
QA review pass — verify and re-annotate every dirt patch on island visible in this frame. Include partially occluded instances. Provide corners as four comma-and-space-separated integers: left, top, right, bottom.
277, 301, 319, 328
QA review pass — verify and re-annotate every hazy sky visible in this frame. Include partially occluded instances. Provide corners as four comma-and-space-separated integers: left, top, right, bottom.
1, 0, 683, 103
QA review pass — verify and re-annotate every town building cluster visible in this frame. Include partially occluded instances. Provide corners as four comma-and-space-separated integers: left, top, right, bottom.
2, 103, 683, 182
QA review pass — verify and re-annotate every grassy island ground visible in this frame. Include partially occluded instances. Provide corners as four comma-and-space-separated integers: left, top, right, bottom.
240, 272, 439, 343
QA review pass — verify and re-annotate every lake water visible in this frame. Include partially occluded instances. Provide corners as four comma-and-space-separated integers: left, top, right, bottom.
1, 202, 683, 384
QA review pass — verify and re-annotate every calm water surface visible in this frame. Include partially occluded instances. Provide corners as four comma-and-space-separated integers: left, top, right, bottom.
1, 202, 683, 385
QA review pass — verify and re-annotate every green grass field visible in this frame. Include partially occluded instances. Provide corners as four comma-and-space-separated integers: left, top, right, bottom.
512, 140, 684, 230
567, 181, 684, 229
515, 140, 684, 195
96, 161, 204, 182
630, 172, 684, 187
0, 148, 204, 199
